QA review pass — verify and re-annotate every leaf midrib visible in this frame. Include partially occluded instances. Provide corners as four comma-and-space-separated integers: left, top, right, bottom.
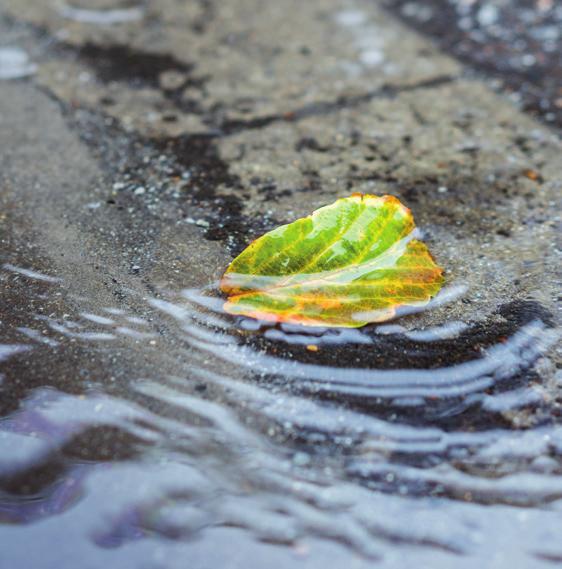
228, 236, 427, 300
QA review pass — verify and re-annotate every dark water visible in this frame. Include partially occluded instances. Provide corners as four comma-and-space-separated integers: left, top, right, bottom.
1, 262, 560, 568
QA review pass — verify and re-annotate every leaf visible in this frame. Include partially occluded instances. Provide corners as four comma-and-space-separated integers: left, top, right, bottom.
220, 194, 444, 328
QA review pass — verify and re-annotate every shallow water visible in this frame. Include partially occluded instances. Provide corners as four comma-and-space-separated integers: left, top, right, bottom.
1, 261, 561, 568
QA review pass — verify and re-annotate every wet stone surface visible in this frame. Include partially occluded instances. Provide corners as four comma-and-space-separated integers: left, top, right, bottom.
386, 0, 562, 129
0, 1, 561, 568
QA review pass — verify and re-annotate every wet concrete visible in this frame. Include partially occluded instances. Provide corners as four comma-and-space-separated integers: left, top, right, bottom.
386, 0, 562, 129
1, 1, 561, 568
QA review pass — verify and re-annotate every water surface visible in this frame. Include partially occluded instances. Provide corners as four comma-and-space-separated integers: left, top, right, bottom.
1, 261, 560, 568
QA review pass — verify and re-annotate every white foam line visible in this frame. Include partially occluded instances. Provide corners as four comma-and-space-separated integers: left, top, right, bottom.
180, 325, 236, 344
16, 327, 59, 347
405, 321, 469, 342
348, 461, 562, 505
0, 344, 32, 362
148, 298, 190, 321
295, 376, 495, 399
80, 312, 115, 326
3, 263, 61, 283
181, 288, 226, 312
182, 321, 552, 392
59, 4, 144, 24
47, 321, 116, 341
115, 326, 157, 340
184, 366, 494, 455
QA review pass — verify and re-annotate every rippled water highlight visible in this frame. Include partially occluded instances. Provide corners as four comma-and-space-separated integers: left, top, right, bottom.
1, 262, 561, 568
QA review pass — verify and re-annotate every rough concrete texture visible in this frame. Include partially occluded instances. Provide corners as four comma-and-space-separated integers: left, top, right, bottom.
2, 0, 559, 325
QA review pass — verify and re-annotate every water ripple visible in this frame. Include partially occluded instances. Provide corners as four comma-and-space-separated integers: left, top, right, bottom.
1, 268, 560, 566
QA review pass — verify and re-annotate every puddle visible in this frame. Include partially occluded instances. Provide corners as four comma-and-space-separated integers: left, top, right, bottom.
0, 261, 560, 567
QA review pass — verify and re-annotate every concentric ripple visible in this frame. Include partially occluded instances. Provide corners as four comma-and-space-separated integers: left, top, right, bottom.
1, 263, 561, 567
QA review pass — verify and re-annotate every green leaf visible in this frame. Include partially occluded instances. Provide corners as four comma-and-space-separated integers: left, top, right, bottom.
220, 194, 444, 328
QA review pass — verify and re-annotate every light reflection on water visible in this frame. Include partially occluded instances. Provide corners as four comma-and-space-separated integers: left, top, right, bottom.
57, 2, 145, 25
1, 263, 561, 567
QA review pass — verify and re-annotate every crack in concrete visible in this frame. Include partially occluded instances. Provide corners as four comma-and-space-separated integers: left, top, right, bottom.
216, 74, 458, 135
